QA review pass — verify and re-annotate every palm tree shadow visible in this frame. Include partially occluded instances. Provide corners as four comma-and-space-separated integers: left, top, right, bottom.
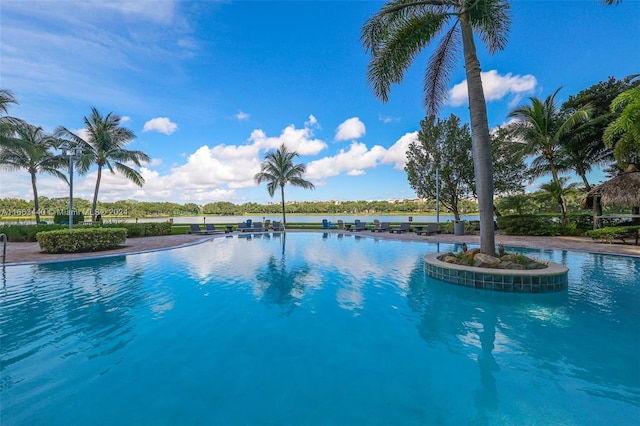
255, 233, 311, 316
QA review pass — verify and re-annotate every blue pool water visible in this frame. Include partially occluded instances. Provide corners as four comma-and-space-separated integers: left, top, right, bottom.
1, 232, 639, 425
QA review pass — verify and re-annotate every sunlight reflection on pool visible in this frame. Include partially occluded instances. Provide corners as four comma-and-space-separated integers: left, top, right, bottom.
1, 232, 638, 425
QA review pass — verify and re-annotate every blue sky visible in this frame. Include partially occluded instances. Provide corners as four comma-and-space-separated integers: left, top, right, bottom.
1, 0, 639, 205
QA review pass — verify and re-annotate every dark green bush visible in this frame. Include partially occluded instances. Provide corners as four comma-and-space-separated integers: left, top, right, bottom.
497, 214, 593, 236
145, 222, 171, 236
37, 228, 127, 253
0, 224, 66, 242
53, 211, 85, 225
587, 226, 640, 244
97, 221, 171, 237
496, 215, 561, 236
567, 213, 593, 234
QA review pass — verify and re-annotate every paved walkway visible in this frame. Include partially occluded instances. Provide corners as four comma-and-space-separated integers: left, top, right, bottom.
3, 229, 639, 266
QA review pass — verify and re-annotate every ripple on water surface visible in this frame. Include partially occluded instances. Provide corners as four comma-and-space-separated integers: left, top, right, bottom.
1, 233, 638, 425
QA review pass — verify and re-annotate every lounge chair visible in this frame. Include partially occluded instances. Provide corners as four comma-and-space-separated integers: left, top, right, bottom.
205, 224, 226, 234
237, 222, 249, 232
322, 219, 337, 229
188, 224, 212, 234
351, 222, 367, 231
336, 220, 344, 229
371, 222, 391, 232
390, 222, 411, 234
272, 221, 284, 231
251, 222, 266, 232
416, 223, 440, 236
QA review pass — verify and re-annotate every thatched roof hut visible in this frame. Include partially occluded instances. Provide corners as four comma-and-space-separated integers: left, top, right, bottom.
581, 165, 640, 210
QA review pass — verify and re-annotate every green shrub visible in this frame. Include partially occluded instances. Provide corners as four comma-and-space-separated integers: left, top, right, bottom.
97, 221, 171, 237
496, 214, 593, 236
564, 213, 593, 235
496, 215, 561, 236
0, 224, 66, 242
439, 222, 454, 234
145, 222, 171, 236
587, 226, 640, 244
53, 211, 85, 225
37, 228, 127, 253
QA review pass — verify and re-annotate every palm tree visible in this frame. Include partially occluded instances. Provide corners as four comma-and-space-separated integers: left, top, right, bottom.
539, 177, 580, 229
555, 138, 609, 192
0, 89, 25, 145
507, 88, 592, 228
56, 107, 150, 221
0, 123, 68, 223
557, 76, 637, 191
362, 0, 511, 255
254, 144, 315, 225
604, 84, 640, 169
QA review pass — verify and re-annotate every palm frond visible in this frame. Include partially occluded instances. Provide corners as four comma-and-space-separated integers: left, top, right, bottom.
365, 8, 449, 103
424, 24, 459, 117
113, 162, 145, 187
469, 0, 511, 53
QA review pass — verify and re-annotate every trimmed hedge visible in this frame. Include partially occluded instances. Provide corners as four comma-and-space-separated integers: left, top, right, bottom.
587, 226, 640, 245
53, 211, 85, 224
0, 224, 67, 242
37, 228, 127, 253
97, 222, 171, 237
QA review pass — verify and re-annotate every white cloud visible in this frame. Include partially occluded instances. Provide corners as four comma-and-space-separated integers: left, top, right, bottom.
306, 114, 319, 128
335, 117, 366, 141
379, 114, 400, 124
306, 142, 385, 179
4, 117, 410, 204
248, 120, 327, 156
448, 70, 537, 106
236, 111, 250, 121
143, 117, 178, 135
306, 132, 417, 181
71, 117, 326, 202
380, 131, 419, 170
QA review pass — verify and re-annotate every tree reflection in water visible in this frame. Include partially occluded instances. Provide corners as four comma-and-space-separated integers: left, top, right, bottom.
255, 233, 311, 316
1, 257, 146, 378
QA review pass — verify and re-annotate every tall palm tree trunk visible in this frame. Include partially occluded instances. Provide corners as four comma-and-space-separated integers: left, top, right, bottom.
92, 165, 103, 222
548, 162, 568, 229
280, 185, 287, 224
460, 13, 495, 255
578, 172, 591, 192
30, 172, 40, 224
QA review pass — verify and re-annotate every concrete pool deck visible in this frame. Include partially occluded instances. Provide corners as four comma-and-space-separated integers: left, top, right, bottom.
3, 229, 640, 266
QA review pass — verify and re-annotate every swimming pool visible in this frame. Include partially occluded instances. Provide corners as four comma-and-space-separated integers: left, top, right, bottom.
1, 232, 638, 425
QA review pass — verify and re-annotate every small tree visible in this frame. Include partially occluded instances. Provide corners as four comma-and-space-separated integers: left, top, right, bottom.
539, 177, 580, 227
254, 144, 315, 225
406, 116, 527, 220
405, 115, 474, 221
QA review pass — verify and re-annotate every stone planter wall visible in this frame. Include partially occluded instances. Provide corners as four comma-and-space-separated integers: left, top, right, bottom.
423, 253, 568, 293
